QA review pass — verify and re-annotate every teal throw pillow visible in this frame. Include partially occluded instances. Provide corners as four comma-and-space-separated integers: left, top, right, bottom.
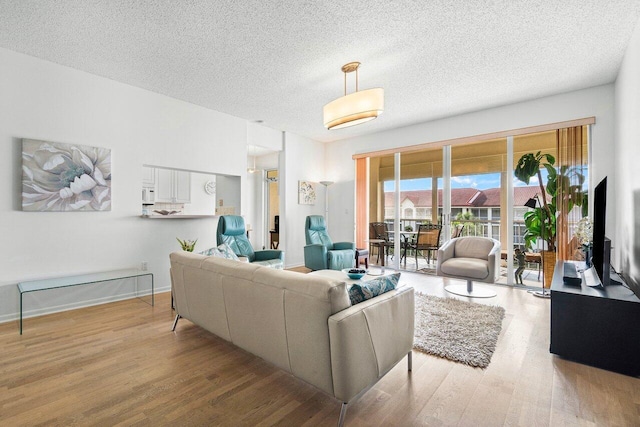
348, 273, 400, 305
199, 247, 218, 256
217, 243, 239, 260
199, 243, 239, 261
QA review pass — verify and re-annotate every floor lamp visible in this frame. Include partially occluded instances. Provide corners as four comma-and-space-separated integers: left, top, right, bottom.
319, 181, 334, 228
524, 196, 551, 298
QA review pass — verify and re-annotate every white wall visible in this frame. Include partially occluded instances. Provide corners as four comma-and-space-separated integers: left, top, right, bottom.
187, 171, 217, 215
281, 132, 326, 267
614, 17, 640, 289
247, 122, 283, 151
215, 175, 242, 215
326, 84, 616, 249
0, 48, 248, 322
245, 167, 260, 248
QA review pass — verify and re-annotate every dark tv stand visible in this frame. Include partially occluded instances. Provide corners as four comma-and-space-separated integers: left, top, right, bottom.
550, 261, 640, 377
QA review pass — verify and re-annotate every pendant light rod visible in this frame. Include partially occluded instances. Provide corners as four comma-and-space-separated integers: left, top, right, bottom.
342, 62, 360, 95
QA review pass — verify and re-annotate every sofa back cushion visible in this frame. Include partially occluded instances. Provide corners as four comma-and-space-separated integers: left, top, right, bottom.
169, 251, 351, 397
170, 252, 242, 342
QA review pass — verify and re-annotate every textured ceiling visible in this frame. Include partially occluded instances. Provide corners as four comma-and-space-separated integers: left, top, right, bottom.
1, 1, 639, 143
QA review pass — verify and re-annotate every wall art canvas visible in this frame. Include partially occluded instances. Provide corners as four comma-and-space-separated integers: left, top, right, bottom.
298, 181, 316, 205
22, 139, 112, 211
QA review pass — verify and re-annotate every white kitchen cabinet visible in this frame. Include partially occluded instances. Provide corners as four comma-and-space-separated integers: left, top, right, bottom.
155, 169, 191, 203
175, 172, 191, 203
142, 166, 156, 187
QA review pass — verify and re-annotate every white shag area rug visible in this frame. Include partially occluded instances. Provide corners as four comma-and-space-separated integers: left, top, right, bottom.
413, 293, 505, 368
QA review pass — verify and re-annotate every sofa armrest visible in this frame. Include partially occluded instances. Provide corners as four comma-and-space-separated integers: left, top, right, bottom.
436, 238, 457, 275
254, 249, 284, 261
304, 244, 327, 271
328, 286, 414, 402
334, 241, 356, 250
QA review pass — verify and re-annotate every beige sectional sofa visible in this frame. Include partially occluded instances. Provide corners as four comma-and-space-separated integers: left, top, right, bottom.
169, 251, 415, 426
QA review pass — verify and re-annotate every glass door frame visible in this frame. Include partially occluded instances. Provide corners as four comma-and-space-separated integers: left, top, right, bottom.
357, 117, 595, 285
378, 136, 525, 286
391, 153, 401, 271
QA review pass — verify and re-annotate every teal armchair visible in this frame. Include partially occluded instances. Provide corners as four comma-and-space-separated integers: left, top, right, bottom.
304, 215, 355, 271
217, 215, 284, 269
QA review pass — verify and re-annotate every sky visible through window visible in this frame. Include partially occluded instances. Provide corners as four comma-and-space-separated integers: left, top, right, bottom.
384, 170, 549, 192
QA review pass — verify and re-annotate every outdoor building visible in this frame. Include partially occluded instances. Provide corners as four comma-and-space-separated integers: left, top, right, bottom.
385, 185, 540, 248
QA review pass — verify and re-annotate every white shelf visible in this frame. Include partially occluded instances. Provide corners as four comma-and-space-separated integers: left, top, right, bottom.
141, 215, 216, 219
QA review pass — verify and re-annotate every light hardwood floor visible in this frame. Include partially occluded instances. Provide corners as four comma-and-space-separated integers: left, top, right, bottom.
1, 271, 639, 426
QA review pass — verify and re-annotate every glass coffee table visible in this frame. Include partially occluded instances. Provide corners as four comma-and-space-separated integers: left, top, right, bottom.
309, 268, 394, 285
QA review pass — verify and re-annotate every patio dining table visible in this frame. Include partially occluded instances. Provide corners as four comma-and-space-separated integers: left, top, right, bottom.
387, 230, 418, 267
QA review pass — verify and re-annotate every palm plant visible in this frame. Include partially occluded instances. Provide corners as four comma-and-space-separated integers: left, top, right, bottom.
515, 151, 586, 252
453, 211, 480, 236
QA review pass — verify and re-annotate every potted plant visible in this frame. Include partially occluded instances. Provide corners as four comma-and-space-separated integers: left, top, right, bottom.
514, 151, 586, 287
176, 237, 198, 252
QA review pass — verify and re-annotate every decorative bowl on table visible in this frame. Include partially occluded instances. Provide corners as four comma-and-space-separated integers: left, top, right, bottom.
342, 268, 367, 280
153, 209, 180, 215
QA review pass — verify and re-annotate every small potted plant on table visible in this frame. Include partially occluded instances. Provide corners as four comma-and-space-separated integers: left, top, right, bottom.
176, 238, 198, 252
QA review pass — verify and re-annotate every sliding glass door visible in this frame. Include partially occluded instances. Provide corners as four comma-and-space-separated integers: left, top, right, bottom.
359, 124, 590, 287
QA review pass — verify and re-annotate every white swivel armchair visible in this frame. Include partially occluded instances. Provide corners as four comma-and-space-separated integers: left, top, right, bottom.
436, 236, 501, 298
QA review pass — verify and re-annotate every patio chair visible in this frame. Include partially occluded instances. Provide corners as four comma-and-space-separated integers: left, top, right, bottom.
406, 224, 442, 268
369, 222, 393, 264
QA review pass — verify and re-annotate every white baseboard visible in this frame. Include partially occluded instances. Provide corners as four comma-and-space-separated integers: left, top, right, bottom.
285, 262, 306, 269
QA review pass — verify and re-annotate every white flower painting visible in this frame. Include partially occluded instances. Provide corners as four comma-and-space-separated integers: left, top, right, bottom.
298, 181, 316, 205
22, 139, 112, 211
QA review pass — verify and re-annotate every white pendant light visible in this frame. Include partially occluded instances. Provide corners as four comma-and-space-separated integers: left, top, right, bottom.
323, 62, 384, 130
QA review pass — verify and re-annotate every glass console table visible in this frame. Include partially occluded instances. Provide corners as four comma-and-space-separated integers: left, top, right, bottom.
17, 268, 154, 334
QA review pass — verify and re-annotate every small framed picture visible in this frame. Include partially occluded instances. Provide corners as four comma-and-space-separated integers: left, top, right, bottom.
298, 181, 316, 205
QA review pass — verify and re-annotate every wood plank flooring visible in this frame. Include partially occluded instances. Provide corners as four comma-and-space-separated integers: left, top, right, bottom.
1, 271, 639, 426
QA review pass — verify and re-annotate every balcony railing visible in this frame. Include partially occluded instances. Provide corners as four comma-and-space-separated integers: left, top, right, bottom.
384, 218, 530, 249
379, 217, 543, 284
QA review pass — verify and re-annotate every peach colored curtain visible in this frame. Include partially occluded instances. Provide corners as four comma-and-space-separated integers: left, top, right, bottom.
355, 157, 368, 249
555, 126, 588, 261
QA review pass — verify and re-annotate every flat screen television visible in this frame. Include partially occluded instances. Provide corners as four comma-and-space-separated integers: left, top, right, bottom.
591, 176, 610, 286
